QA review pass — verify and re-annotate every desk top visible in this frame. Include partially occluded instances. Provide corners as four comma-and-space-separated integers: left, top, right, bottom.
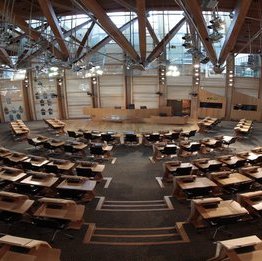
0, 192, 34, 214
47, 160, 75, 171
251, 147, 262, 155
241, 166, 262, 180
237, 151, 261, 161
20, 174, 58, 187
193, 159, 222, 170
217, 155, 245, 166
47, 140, 65, 147
219, 235, 261, 250
57, 178, 96, 191
5, 153, 28, 163
179, 141, 200, 149
34, 200, 85, 221
165, 162, 195, 172
200, 138, 220, 146
211, 172, 252, 186
0, 147, 12, 158
23, 156, 49, 167
196, 200, 248, 219
175, 177, 217, 190
0, 235, 51, 249
76, 162, 105, 172
0, 167, 26, 181
31, 136, 49, 144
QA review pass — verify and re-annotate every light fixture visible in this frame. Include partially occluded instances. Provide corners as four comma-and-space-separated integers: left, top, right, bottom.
208, 30, 223, 43
166, 65, 180, 77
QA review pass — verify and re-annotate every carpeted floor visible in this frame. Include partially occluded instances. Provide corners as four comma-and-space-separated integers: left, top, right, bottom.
0, 119, 261, 261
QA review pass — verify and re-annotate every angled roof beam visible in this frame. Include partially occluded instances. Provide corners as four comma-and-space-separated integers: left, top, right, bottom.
76, 21, 96, 58
77, 16, 138, 63
218, 0, 252, 65
16, 49, 30, 67
0, 2, 65, 61
146, 17, 186, 66
62, 19, 92, 38
37, 0, 70, 58
61, 27, 81, 45
0, 48, 12, 67
113, 0, 159, 45
177, 0, 217, 65
9, 23, 49, 45
136, 0, 146, 63
79, 0, 140, 62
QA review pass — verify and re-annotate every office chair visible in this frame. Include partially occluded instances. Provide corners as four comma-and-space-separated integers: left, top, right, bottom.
27, 138, 40, 150
163, 144, 177, 157
184, 187, 213, 199
67, 130, 83, 140
209, 215, 244, 240
21, 161, 33, 170
207, 163, 222, 173
63, 144, 75, 155
180, 130, 197, 140
43, 142, 54, 153
83, 132, 92, 142
76, 167, 95, 178
223, 137, 237, 148
174, 166, 192, 176
32, 217, 73, 242
90, 145, 105, 160
44, 164, 59, 174
124, 134, 139, 145
101, 133, 115, 144
180, 143, 201, 158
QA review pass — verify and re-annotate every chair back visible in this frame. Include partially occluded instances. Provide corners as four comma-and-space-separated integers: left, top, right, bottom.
163, 145, 177, 155
125, 134, 138, 143
174, 166, 192, 176
76, 167, 94, 178
44, 164, 59, 174
90, 145, 104, 156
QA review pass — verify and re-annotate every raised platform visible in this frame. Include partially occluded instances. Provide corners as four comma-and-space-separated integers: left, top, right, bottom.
144, 115, 189, 125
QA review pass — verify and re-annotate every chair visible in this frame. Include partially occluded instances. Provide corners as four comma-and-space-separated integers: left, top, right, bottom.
223, 137, 237, 148
207, 163, 222, 173
21, 161, 33, 170
43, 142, 54, 152
184, 187, 213, 199
174, 167, 192, 176
140, 106, 147, 109
180, 130, 197, 139
209, 215, 244, 240
101, 133, 115, 144
32, 217, 72, 242
27, 138, 40, 150
163, 145, 177, 156
124, 134, 139, 145
90, 145, 105, 158
67, 130, 83, 140
44, 164, 59, 174
76, 167, 95, 178
64, 144, 75, 154
127, 104, 135, 109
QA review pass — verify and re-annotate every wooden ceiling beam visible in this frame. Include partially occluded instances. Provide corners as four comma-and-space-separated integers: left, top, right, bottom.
0, 2, 65, 61
0, 48, 12, 67
9, 23, 49, 45
80, 0, 140, 62
76, 21, 96, 58
136, 0, 146, 63
178, 0, 217, 65
218, 0, 252, 65
113, 0, 159, 45
77, 16, 138, 63
146, 17, 186, 66
37, 0, 70, 59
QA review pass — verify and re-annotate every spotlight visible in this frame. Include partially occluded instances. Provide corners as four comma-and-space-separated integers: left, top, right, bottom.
182, 33, 192, 42
182, 42, 193, 49
208, 31, 223, 43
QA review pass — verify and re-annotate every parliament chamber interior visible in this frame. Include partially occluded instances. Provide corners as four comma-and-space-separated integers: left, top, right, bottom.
0, 0, 262, 260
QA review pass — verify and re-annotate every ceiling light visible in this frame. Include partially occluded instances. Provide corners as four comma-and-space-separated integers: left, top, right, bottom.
208, 31, 223, 43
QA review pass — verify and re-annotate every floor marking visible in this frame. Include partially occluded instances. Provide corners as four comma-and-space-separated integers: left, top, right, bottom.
155, 177, 165, 188
103, 177, 112, 188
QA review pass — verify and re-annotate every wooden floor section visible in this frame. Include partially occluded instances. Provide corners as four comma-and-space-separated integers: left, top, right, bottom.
83, 222, 190, 246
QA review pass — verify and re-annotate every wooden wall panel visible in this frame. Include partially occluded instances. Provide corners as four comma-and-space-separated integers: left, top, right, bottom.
198, 89, 226, 119
231, 91, 261, 121
234, 78, 259, 97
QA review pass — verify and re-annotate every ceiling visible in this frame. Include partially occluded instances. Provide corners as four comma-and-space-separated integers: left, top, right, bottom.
0, 0, 261, 70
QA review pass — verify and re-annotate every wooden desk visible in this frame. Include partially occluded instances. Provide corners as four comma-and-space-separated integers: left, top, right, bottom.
34, 197, 85, 224
163, 161, 198, 181
237, 151, 262, 163
0, 235, 60, 261
31, 135, 49, 146
210, 172, 252, 187
76, 162, 105, 180
57, 176, 96, 192
193, 158, 222, 172
251, 147, 262, 155
47, 159, 75, 173
217, 155, 246, 168
4, 152, 28, 164
240, 166, 262, 180
45, 139, 65, 149
209, 235, 261, 261
0, 147, 12, 159
23, 156, 49, 168
44, 119, 65, 134
20, 172, 58, 188
0, 166, 27, 182
237, 190, 262, 215
173, 176, 219, 199
0, 191, 34, 214
189, 198, 249, 228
